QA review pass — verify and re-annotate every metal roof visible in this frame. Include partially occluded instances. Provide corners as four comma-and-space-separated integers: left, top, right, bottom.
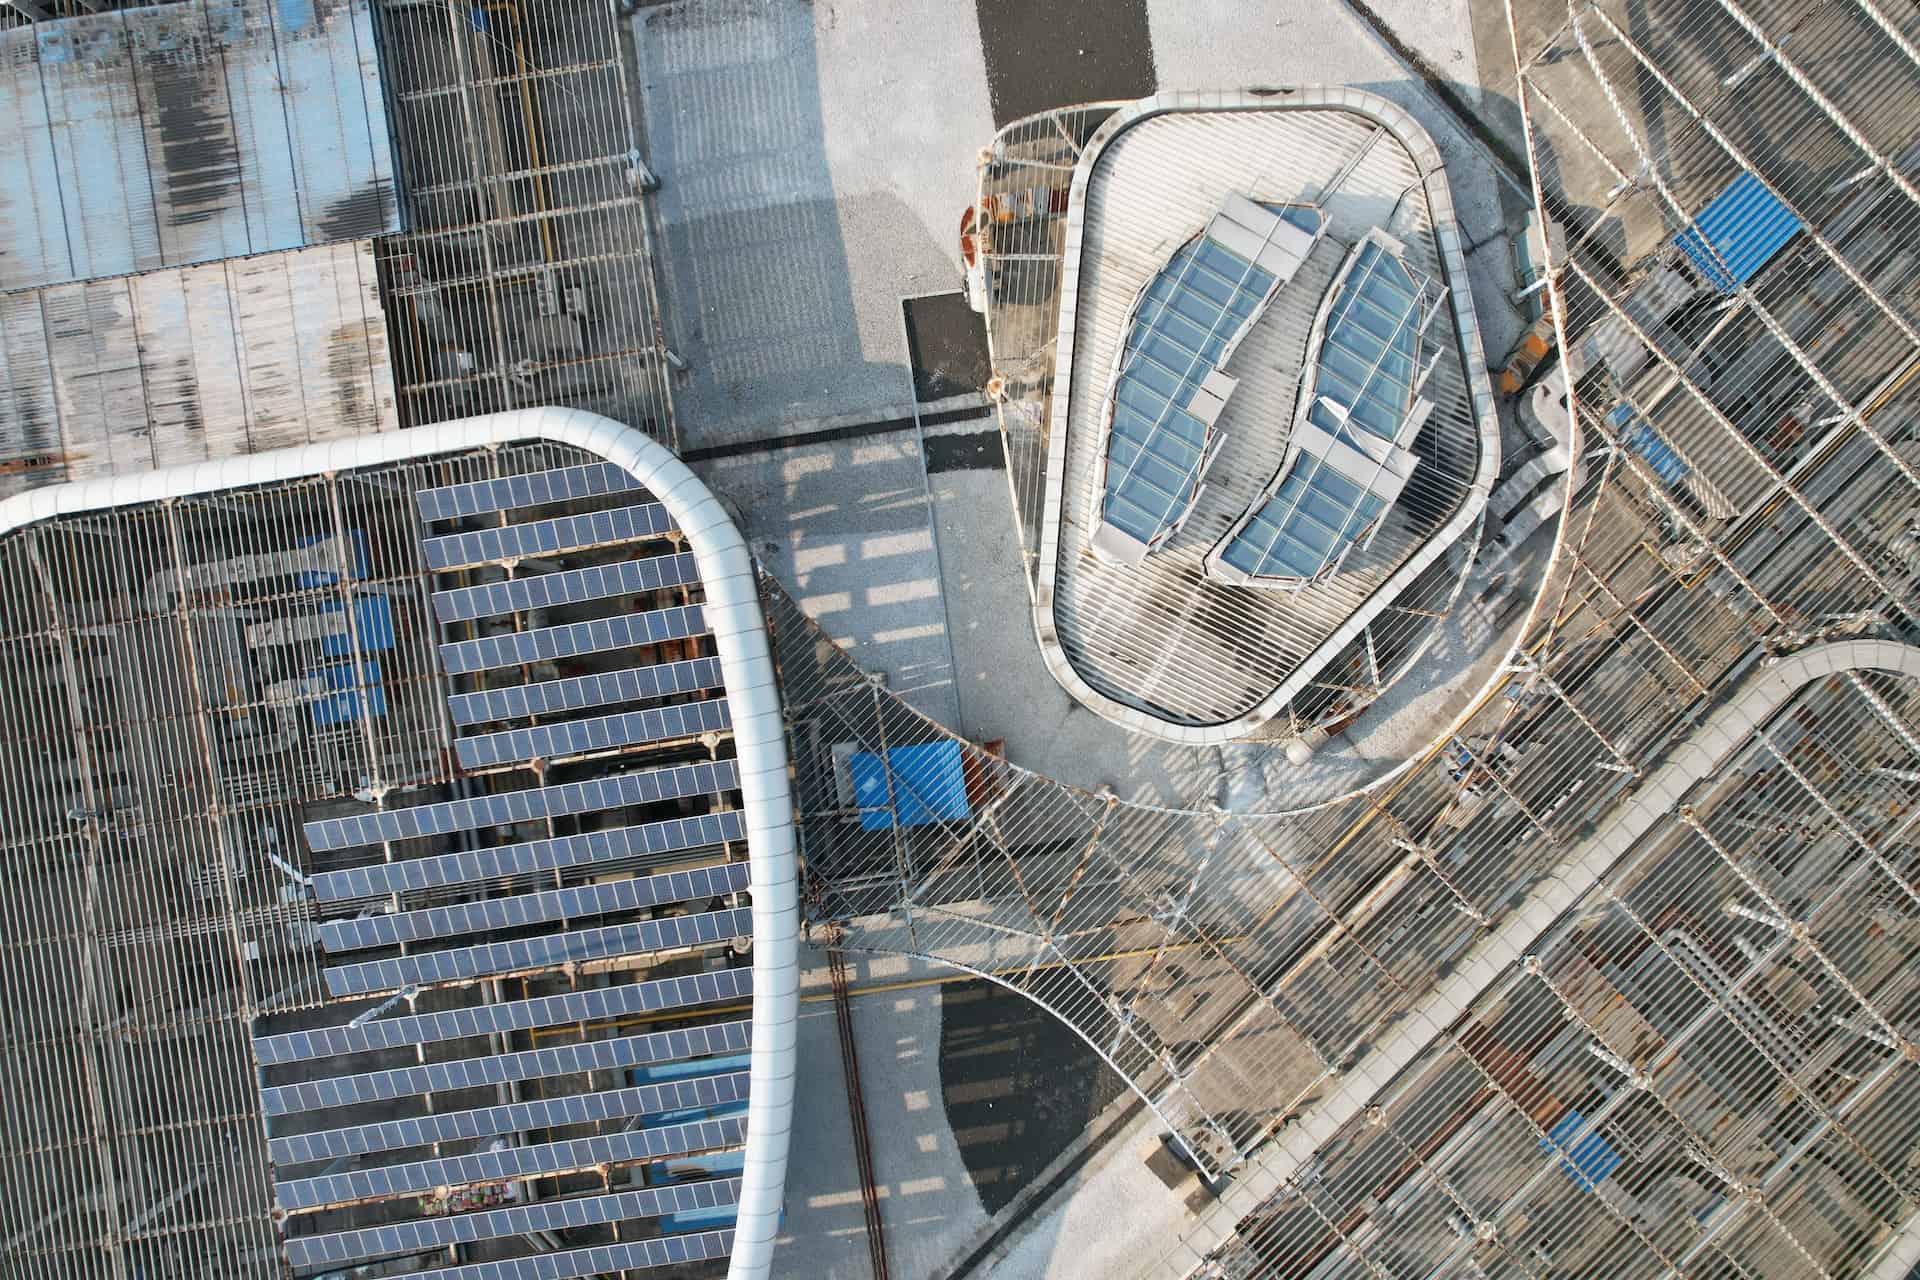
0, 239, 398, 499
0, 0, 398, 292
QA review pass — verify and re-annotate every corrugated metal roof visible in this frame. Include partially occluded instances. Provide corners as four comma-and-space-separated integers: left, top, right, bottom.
1673, 170, 1805, 293
0, 0, 397, 293
0, 239, 398, 496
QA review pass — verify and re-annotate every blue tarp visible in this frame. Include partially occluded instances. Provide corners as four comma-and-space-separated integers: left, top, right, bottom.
309, 659, 385, 728
1608, 403, 1690, 487
1541, 1109, 1625, 1192
1674, 171, 1803, 294
849, 741, 972, 831
318, 595, 395, 658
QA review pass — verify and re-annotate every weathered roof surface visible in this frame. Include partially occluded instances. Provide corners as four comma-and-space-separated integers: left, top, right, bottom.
0, 239, 397, 498
0, 0, 397, 293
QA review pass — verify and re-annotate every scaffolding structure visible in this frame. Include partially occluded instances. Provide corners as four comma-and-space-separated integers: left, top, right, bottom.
789, 5, 1920, 1262
373, 0, 678, 441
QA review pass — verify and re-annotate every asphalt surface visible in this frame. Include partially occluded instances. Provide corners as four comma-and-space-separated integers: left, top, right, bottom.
975, 0, 1156, 125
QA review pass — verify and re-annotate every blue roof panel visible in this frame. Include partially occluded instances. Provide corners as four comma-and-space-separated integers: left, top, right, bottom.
1674, 171, 1803, 294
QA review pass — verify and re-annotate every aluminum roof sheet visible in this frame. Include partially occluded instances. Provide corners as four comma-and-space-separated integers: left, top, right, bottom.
0, 0, 397, 293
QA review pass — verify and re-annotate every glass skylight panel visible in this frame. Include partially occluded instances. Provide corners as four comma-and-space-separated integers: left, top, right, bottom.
422, 503, 674, 570
436, 605, 707, 675
260, 1019, 752, 1116
431, 552, 700, 623
269, 1073, 751, 1166
274, 1116, 746, 1210
253, 968, 752, 1065
415, 462, 645, 522
454, 698, 733, 769
445, 656, 726, 726
303, 760, 739, 853
284, 1180, 744, 1269
316, 861, 749, 951
321, 908, 756, 996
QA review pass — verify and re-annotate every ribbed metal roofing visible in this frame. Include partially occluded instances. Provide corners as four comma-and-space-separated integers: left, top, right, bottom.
0, 0, 397, 293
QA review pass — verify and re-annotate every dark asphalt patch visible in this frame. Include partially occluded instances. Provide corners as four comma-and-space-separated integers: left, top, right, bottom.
903, 292, 992, 404
974, 0, 1155, 127
938, 979, 1127, 1215
924, 429, 1006, 473
679, 403, 992, 463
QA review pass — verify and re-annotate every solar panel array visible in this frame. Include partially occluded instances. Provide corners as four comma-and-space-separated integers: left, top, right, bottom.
455, 697, 733, 769
284, 1179, 744, 1269
253, 968, 753, 1065
431, 552, 701, 623
321, 908, 757, 997
269, 1072, 752, 1166
437, 604, 708, 675
257, 453, 760, 1270
309, 811, 748, 901
304, 760, 739, 851
261, 1019, 753, 1117
422, 502, 675, 570
316, 862, 750, 951
445, 656, 726, 726
1097, 197, 1322, 558
1213, 233, 1432, 587
275, 1115, 747, 1210
414, 462, 646, 523
404, 1231, 736, 1280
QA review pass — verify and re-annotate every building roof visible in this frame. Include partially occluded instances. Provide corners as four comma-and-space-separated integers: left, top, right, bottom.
0, 410, 795, 1280
1012, 91, 1499, 742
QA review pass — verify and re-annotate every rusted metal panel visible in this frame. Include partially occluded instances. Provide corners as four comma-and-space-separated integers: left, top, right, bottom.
0, 241, 397, 498
0, 0, 398, 293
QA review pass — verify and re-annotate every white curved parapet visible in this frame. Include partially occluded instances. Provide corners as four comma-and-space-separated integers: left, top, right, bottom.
0, 407, 798, 1280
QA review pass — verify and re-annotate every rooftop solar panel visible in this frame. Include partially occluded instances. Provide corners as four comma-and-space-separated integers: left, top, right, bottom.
321, 907, 757, 997
275, 1115, 746, 1211
415, 462, 645, 523
422, 503, 674, 570
445, 656, 726, 726
260, 1018, 752, 1116
401, 1231, 736, 1280
431, 552, 701, 624
454, 697, 734, 769
269, 1072, 752, 1166
284, 1179, 744, 1269
1093, 197, 1325, 563
253, 968, 752, 1065
308, 810, 747, 902
316, 861, 749, 951
437, 604, 707, 675
302, 759, 739, 852
1210, 230, 1435, 588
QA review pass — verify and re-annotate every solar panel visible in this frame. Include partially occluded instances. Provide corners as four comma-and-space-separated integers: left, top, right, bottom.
269, 1072, 752, 1166
446, 656, 726, 726
422, 503, 674, 570
309, 810, 747, 902
1209, 231, 1432, 588
437, 605, 708, 676
260, 1018, 752, 1116
455, 698, 734, 769
275, 1116, 747, 1211
415, 462, 645, 523
1094, 197, 1324, 562
400, 1231, 736, 1280
316, 861, 750, 951
302, 759, 739, 852
284, 1179, 744, 1269
254, 968, 752, 1065
321, 907, 757, 997
431, 552, 702, 624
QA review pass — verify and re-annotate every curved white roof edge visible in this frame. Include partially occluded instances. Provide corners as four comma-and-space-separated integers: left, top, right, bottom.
0, 407, 798, 1280
1028, 87, 1504, 746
